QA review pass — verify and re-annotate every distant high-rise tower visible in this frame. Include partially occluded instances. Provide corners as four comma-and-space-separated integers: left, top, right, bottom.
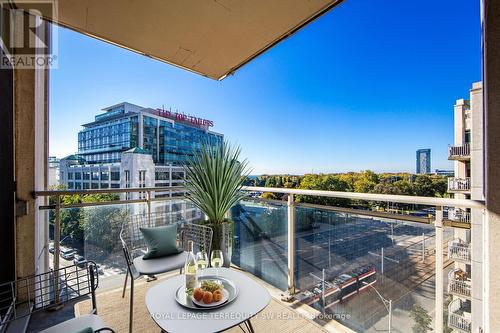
416, 149, 431, 174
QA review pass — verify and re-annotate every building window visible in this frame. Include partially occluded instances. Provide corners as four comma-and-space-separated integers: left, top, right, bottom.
465, 130, 471, 144
139, 171, 146, 187
111, 171, 120, 181
155, 171, 169, 181
75, 182, 82, 190
91, 172, 99, 181
75, 172, 82, 180
83, 183, 90, 189
68, 182, 74, 189
83, 172, 90, 180
172, 172, 184, 180
139, 170, 146, 199
101, 171, 109, 181
125, 171, 130, 187
111, 183, 120, 188
68, 172, 73, 180
91, 183, 99, 189
125, 170, 131, 200
101, 183, 109, 189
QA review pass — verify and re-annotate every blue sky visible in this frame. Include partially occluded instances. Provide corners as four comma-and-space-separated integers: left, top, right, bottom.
49, 0, 481, 175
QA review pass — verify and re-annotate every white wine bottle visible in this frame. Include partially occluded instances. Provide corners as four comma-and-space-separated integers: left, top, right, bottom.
184, 241, 198, 291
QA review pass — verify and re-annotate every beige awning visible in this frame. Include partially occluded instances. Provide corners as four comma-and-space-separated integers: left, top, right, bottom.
36, 0, 343, 80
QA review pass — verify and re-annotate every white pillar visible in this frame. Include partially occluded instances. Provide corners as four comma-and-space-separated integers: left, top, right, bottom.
287, 194, 295, 292
435, 206, 444, 333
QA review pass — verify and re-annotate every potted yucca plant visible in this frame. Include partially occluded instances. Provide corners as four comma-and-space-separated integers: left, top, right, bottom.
184, 142, 249, 267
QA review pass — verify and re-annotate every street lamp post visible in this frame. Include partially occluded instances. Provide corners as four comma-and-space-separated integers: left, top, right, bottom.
310, 268, 334, 315
363, 282, 392, 333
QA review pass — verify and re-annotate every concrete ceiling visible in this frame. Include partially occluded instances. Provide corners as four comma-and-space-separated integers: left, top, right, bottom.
34, 0, 344, 80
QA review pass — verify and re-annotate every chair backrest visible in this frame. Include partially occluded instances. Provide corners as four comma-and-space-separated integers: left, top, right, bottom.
179, 223, 213, 255
120, 212, 213, 275
120, 212, 179, 255
0, 262, 98, 333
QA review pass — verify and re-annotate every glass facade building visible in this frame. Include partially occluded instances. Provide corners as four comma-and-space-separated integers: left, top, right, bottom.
77, 102, 223, 165
416, 148, 431, 174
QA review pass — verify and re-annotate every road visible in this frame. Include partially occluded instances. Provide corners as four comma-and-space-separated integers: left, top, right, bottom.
233, 203, 453, 332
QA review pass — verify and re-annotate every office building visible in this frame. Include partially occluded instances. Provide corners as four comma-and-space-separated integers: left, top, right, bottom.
76, 102, 222, 165
416, 148, 431, 174
60, 102, 223, 200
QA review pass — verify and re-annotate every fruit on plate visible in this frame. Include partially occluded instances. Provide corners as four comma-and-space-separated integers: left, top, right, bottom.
193, 288, 204, 301
202, 291, 213, 304
213, 289, 223, 302
193, 280, 225, 304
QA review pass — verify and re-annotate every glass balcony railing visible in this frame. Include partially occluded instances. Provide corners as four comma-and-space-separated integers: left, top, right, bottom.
38, 187, 202, 289
448, 269, 472, 299
448, 299, 472, 333
230, 200, 288, 290
448, 239, 471, 263
35, 185, 484, 333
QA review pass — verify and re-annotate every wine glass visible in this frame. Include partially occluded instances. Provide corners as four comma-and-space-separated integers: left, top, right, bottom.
195, 250, 208, 278
210, 250, 224, 281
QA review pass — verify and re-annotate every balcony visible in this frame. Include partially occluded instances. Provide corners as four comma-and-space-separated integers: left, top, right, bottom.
448, 144, 470, 160
448, 177, 471, 193
444, 208, 471, 229
448, 269, 472, 299
24, 186, 483, 333
448, 239, 471, 263
448, 299, 472, 333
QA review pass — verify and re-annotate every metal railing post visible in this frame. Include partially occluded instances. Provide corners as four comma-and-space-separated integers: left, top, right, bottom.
287, 194, 295, 293
388, 299, 392, 333
422, 233, 425, 262
381, 247, 384, 275
146, 190, 151, 226
435, 206, 444, 333
53, 195, 61, 305
321, 268, 326, 314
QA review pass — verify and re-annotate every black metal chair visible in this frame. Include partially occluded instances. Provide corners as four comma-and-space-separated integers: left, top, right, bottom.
120, 212, 213, 333
0, 262, 114, 333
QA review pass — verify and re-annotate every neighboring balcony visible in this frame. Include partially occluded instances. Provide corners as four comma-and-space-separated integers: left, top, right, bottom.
448, 299, 472, 333
448, 269, 472, 299
448, 239, 471, 263
448, 177, 471, 193
444, 208, 471, 229
448, 143, 470, 160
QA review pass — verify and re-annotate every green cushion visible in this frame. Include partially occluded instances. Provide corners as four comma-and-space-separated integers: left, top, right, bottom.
74, 327, 93, 333
140, 224, 182, 260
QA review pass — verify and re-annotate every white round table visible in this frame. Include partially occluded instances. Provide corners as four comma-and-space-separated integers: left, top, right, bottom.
146, 268, 271, 333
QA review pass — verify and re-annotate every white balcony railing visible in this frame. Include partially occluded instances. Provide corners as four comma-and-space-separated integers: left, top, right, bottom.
448, 269, 472, 298
448, 239, 471, 263
446, 208, 471, 224
448, 177, 471, 192
448, 299, 472, 333
448, 144, 470, 159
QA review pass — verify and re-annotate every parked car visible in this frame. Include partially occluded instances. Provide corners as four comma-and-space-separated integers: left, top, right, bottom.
73, 255, 87, 268
96, 264, 104, 275
60, 247, 75, 260
48, 243, 54, 254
